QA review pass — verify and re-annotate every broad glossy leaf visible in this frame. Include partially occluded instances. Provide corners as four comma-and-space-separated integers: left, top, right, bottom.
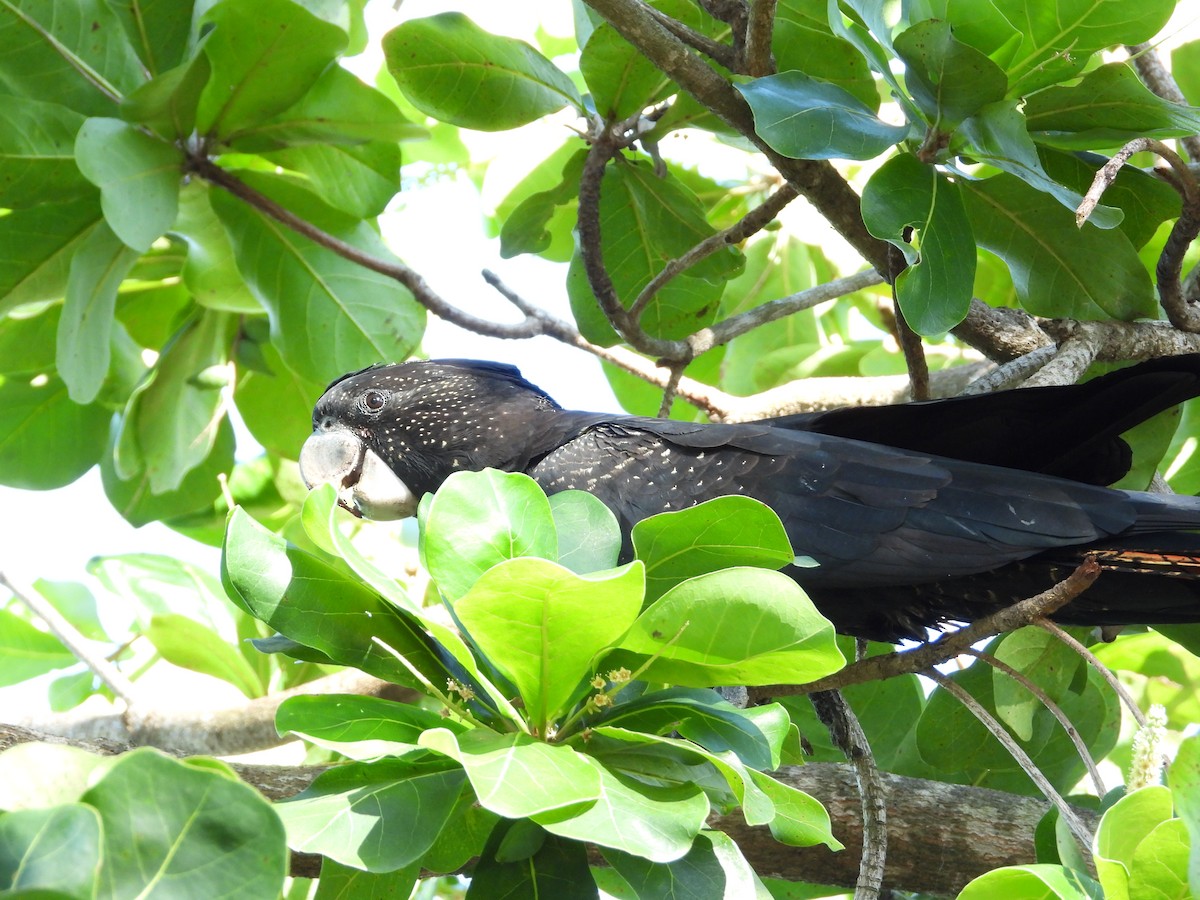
1129, 819, 1190, 900
0, 372, 109, 489
961, 173, 1154, 321
0, 742, 112, 810
613, 567, 843, 687
747, 769, 841, 848
539, 763, 708, 863
56, 221, 140, 404
959, 101, 1122, 229
231, 64, 422, 151
222, 507, 449, 688
383, 12, 581, 131
0, 608, 72, 686
265, 140, 401, 219
114, 312, 234, 493
1172, 736, 1200, 897
0, 0, 144, 116
1026, 63, 1200, 148
737, 70, 908, 160
894, 19, 1006, 126
313, 860, 419, 900
277, 756, 464, 873
83, 749, 286, 896
144, 613, 264, 698
0, 805, 101, 895
276, 694, 458, 759
172, 182, 261, 313
196, 0, 347, 139
580, 22, 671, 120
455, 558, 645, 729
110, 0, 194, 74
0, 196, 103, 316
420, 728, 602, 820
497, 144, 585, 262
632, 497, 794, 603
773, 0, 877, 110
603, 830, 772, 899
997, 0, 1175, 95
470, 821, 598, 900
0, 97, 88, 207
549, 490, 622, 575
861, 154, 974, 334
1095, 785, 1173, 900
210, 183, 425, 387
235, 341, 322, 459
419, 469, 558, 600
119, 51, 211, 139
74, 118, 182, 252
959, 864, 1096, 900
991, 627, 1083, 741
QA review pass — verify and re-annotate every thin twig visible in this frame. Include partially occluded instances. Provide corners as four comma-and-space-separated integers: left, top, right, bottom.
1034, 618, 1147, 728
923, 669, 1095, 850
646, 5, 741, 70
658, 361, 687, 417
966, 648, 1106, 797
755, 559, 1101, 698
888, 244, 930, 401
1125, 42, 1200, 162
1076, 138, 1196, 227
810, 690, 886, 900
959, 345, 1056, 395
744, 0, 777, 76
0, 571, 141, 707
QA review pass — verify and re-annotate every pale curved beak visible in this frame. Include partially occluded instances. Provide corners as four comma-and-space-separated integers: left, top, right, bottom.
299, 429, 418, 520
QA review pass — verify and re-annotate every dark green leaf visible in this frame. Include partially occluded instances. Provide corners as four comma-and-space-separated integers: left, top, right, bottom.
210, 181, 425, 386
222, 507, 450, 688
196, 0, 347, 139
894, 19, 1007, 125
773, 0, 877, 110
278, 756, 465, 873
737, 70, 908, 160
119, 51, 211, 139
0, 196, 104, 316
83, 749, 286, 896
580, 22, 671, 120
383, 13, 582, 131
110, 0, 194, 75
498, 145, 586, 262
632, 496, 794, 602
235, 339, 323, 459
74, 118, 182, 252
312, 859, 419, 900
0, 97, 88, 207
0, 373, 109, 490
469, 821, 598, 900
0, 805, 101, 895
603, 831, 770, 899
961, 173, 1154, 321
861, 154, 975, 334
276, 694, 457, 758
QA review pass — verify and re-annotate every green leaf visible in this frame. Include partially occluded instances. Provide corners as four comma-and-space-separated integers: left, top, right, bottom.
632, 496, 794, 603
210, 180, 425, 387
958, 101, 1122, 229
110, 0, 194, 75
539, 763, 709, 863
56, 221, 141, 404
74, 117, 182, 252
773, 0, 877, 110
961, 173, 1155, 321
0, 373, 109, 490
612, 568, 843, 687
114, 311, 234, 493
172, 181, 261, 313
383, 12, 582, 131
419, 469, 558, 600
0, 805, 101, 895
264, 140, 402, 219
603, 830, 772, 899
119, 50, 211, 139
235, 339, 322, 458
894, 19, 1007, 126
991, 627, 1082, 742
1025, 63, 1200, 148
498, 145, 586, 262
959, 863, 1095, 900
420, 728, 602, 820
196, 0, 348, 139
455, 558, 645, 730
144, 613, 265, 698
277, 757, 465, 873
580, 22, 671, 120
0, 742, 111, 810
0, 97, 88, 207
469, 821, 598, 900
221, 507, 450, 689
1095, 785, 1174, 900
312, 859, 419, 900
736, 70, 908, 160
83, 749, 286, 897
0, 0, 145, 116
1129, 819, 1190, 900
0, 609, 72, 686
997, 0, 1176, 95
276, 694, 458, 759
231, 64, 422, 151
549, 490, 622, 575
0, 195, 103, 316
1169, 735, 1200, 898
861, 155, 975, 334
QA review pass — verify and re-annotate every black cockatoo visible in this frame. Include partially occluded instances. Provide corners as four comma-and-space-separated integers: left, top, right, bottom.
299, 356, 1200, 641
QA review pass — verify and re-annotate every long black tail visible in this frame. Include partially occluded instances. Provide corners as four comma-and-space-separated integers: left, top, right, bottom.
778, 354, 1200, 486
